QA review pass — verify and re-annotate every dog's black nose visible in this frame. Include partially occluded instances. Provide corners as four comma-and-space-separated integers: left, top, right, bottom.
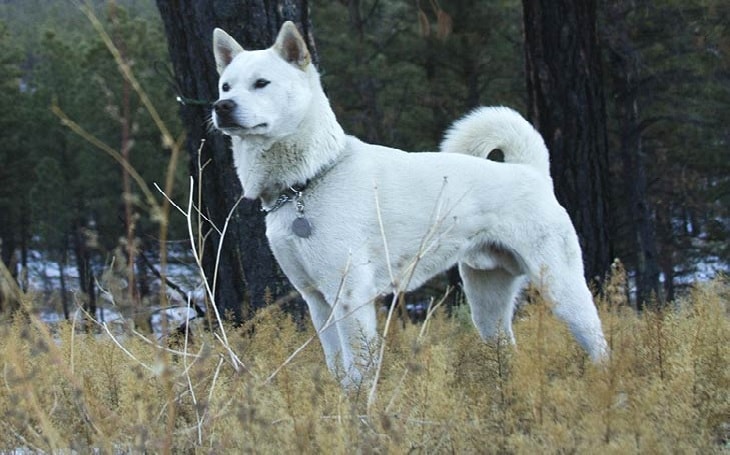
214, 99, 235, 114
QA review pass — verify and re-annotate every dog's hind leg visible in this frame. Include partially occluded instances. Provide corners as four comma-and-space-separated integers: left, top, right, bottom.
522, 231, 609, 362
459, 263, 526, 344
537, 273, 608, 362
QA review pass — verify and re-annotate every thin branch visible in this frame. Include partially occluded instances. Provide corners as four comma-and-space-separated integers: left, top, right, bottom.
76, 0, 175, 146
137, 249, 205, 318
51, 104, 161, 214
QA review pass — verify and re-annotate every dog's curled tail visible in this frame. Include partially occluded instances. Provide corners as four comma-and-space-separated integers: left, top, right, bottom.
440, 106, 551, 178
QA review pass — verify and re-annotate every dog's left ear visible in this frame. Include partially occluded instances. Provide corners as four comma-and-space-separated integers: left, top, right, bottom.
213, 28, 244, 75
273, 21, 311, 70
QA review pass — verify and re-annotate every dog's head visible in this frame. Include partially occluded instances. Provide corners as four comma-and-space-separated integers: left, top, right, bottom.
212, 22, 313, 139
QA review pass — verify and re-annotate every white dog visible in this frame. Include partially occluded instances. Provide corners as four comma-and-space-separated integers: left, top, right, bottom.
212, 22, 608, 387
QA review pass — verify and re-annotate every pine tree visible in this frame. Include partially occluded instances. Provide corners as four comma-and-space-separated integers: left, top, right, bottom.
154, 0, 315, 321
523, 0, 613, 282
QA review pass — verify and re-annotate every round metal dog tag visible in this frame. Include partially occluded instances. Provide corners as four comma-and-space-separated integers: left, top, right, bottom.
292, 217, 312, 238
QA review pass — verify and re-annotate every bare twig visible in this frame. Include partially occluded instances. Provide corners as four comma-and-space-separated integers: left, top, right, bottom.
367, 178, 456, 410
158, 176, 248, 373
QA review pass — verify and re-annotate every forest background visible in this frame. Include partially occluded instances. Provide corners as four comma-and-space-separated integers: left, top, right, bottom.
0, 0, 727, 323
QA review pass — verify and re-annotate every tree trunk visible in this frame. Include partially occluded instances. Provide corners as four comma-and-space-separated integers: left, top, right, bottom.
117, 32, 139, 306
58, 256, 70, 320
656, 201, 677, 303
345, 0, 383, 143
72, 218, 97, 321
522, 0, 613, 282
154, 1, 314, 322
604, 0, 662, 308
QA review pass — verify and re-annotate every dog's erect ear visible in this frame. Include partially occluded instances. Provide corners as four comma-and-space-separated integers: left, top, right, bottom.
213, 28, 244, 75
272, 21, 311, 70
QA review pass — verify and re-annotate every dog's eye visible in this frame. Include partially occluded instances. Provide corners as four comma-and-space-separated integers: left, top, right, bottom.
253, 79, 270, 89
221, 82, 231, 92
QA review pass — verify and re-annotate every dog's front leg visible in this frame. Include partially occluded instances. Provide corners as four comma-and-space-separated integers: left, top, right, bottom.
332, 295, 379, 389
302, 290, 345, 375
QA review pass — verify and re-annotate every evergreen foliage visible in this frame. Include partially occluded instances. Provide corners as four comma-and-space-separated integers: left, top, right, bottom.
0, 1, 185, 314
602, 0, 730, 302
0, 0, 727, 313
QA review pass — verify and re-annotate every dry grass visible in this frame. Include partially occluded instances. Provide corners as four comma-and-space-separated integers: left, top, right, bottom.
0, 270, 727, 453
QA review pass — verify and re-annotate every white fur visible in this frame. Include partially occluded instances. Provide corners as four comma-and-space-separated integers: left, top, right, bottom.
441, 106, 553, 181
212, 22, 608, 387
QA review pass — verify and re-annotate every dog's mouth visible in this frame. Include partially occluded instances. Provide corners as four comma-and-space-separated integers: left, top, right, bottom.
217, 121, 269, 135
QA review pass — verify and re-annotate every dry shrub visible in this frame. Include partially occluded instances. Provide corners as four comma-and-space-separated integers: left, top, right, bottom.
0, 270, 727, 453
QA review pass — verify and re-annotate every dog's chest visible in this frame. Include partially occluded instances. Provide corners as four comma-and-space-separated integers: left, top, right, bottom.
263, 198, 338, 290
265, 206, 312, 241
265, 205, 306, 243
262, 179, 374, 288
263, 192, 331, 264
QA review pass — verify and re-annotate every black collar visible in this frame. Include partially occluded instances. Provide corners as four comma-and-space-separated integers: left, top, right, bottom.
260, 184, 306, 214
259, 154, 344, 214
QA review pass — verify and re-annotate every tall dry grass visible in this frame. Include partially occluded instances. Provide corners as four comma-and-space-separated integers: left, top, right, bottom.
0, 270, 727, 453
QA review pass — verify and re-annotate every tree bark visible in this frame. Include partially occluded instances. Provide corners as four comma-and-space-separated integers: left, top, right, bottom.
604, 0, 662, 308
59, 245, 70, 320
345, 0, 383, 143
111, 6, 139, 306
72, 217, 97, 321
522, 0, 613, 282
155, 1, 314, 321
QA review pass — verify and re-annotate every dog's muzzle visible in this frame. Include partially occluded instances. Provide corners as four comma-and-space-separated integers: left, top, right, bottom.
213, 99, 237, 127
213, 99, 268, 133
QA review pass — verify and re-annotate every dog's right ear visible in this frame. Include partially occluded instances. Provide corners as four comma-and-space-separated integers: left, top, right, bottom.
213, 28, 244, 75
